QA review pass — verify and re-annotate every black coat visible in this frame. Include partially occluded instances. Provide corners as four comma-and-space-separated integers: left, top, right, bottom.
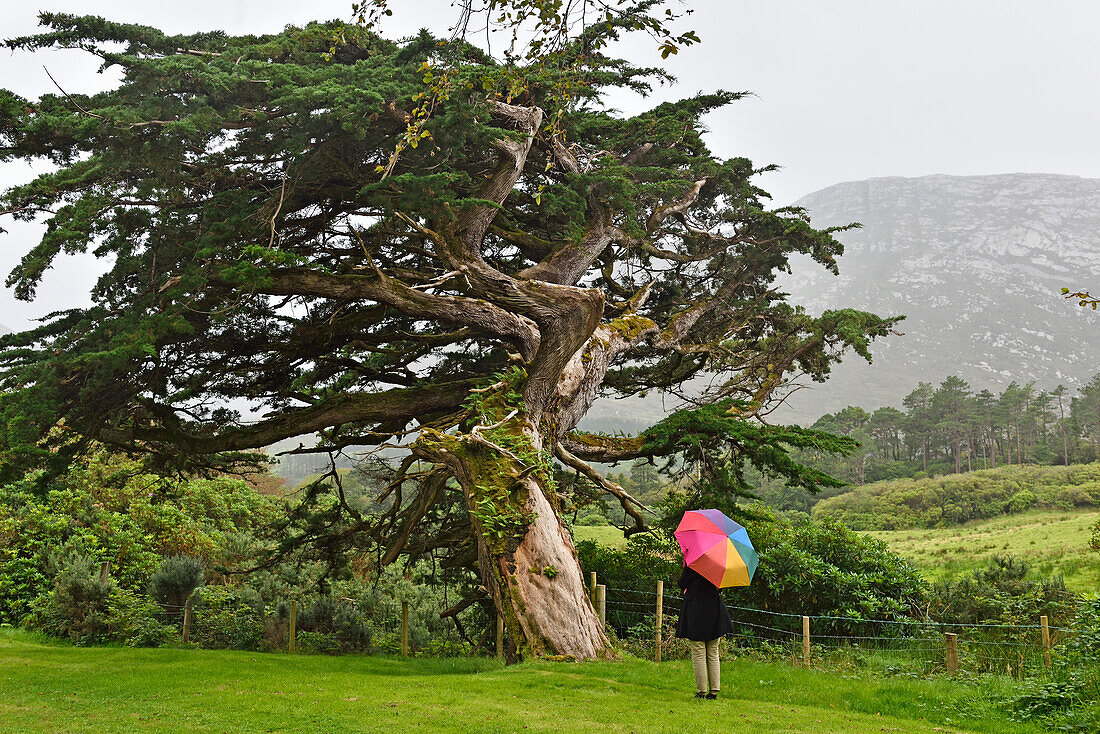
675, 567, 733, 641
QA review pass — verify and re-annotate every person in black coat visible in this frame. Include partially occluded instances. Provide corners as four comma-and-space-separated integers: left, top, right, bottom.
675, 565, 733, 699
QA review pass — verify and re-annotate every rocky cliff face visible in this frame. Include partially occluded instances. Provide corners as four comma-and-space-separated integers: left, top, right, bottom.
774, 173, 1100, 422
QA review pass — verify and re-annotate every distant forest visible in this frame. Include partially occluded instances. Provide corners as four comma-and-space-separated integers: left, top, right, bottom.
590, 373, 1100, 528
797, 373, 1100, 487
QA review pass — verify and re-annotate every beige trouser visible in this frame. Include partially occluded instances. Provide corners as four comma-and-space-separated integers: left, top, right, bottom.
689, 638, 720, 693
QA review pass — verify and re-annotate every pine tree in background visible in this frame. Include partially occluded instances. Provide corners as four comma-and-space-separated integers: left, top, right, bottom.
0, 5, 894, 658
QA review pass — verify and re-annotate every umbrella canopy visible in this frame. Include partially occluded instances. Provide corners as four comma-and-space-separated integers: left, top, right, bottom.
674, 509, 759, 588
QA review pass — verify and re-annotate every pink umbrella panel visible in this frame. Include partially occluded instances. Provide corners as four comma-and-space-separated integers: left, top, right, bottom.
674, 509, 759, 589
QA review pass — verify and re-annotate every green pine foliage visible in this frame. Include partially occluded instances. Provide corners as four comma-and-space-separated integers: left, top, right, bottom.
147, 556, 205, 614
784, 373, 1100, 496
0, 7, 890, 535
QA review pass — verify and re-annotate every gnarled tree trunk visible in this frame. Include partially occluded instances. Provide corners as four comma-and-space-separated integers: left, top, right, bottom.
414, 419, 610, 661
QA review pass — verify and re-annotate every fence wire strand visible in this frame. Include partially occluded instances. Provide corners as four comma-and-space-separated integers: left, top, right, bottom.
149, 580, 1084, 678
596, 583, 1080, 678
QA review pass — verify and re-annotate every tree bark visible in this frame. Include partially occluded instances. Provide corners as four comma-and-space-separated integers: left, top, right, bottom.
413, 422, 610, 661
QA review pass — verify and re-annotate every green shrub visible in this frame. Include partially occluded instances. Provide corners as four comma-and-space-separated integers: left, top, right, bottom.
1008, 597, 1100, 732
0, 447, 283, 626
928, 555, 1076, 627
575, 511, 610, 527
335, 564, 475, 654
296, 630, 339, 654
104, 587, 176, 647
190, 586, 265, 650
29, 554, 115, 643
148, 556, 204, 618
1004, 489, 1038, 513
578, 511, 929, 641
740, 514, 928, 634
296, 595, 372, 652
813, 463, 1100, 530
25, 552, 175, 646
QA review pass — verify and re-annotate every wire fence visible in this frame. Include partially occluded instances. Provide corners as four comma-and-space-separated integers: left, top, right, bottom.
155, 591, 467, 657
150, 581, 1086, 680
596, 582, 1080, 678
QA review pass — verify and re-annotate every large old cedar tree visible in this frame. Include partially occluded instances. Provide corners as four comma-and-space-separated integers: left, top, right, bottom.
0, 11, 896, 659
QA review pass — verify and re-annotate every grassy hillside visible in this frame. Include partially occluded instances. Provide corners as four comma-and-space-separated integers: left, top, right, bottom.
865, 508, 1100, 592
574, 524, 627, 548
812, 463, 1100, 530
0, 629, 1048, 734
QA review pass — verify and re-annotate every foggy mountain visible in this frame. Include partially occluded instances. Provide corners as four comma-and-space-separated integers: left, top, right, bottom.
772, 173, 1100, 423
582, 173, 1100, 430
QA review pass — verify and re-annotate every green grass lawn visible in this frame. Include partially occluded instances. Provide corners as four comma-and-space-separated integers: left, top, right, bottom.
865, 509, 1100, 593
0, 629, 1050, 734
574, 524, 627, 548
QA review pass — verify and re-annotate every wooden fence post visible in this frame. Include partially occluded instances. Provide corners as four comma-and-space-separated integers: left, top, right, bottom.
288, 600, 297, 654
802, 616, 810, 667
596, 584, 606, 628
1041, 615, 1052, 669
401, 601, 409, 656
590, 572, 597, 603
496, 612, 504, 661
945, 633, 959, 675
655, 580, 664, 663
181, 596, 192, 644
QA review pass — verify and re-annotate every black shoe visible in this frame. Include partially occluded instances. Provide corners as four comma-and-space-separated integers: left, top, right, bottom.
694, 692, 706, 699
705, 692, 718, 700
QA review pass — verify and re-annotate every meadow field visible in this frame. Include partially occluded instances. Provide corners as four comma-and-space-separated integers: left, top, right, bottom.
865, 508, 1100, 593
574, 524, 628, 549
0, 629, 1050, 734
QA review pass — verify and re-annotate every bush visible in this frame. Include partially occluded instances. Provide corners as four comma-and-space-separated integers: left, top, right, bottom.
813, 463, 1100, 530
190, 586, 265, 650
104, 587, 176, 647
1005, 489, 1038, 514
928, 555, 1076, 627
739, 513, 928, 635
338, 564, 476, 655
29, 554, 115, 643
148, 556, 204, 618
0, 448, 283, 626
575, 511, 610, 527
296, 594, 372, 652
26, 552, 174, 646
578, 511, 929, 641
1008, 597, 1100, 732
296, 630, 339, 654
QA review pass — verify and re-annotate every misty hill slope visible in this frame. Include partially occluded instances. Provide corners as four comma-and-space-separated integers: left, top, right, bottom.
772, 173, 1100, 423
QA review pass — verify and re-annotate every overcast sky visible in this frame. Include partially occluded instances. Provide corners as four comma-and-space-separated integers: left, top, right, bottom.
3, 0, 1100, 329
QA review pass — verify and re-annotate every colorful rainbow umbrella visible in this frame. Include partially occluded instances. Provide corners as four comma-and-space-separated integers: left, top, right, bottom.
674, 509, 759, 588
